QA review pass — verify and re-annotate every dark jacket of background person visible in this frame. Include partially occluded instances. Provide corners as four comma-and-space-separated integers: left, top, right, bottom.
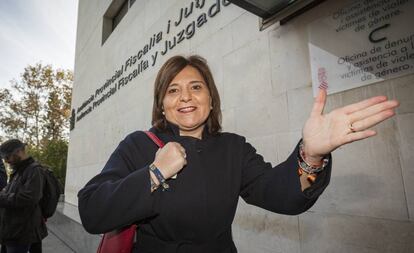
78, 123, 331, 253
0, 157, 48, 245
0, 160, 6, 190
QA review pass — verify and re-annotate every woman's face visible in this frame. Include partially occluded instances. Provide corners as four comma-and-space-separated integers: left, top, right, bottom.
162, 66, 211, 138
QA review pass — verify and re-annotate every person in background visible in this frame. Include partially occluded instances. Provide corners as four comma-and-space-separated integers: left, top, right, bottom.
0, 160, 7, 190
78, 55, 399, 253
0, 139, 47, 253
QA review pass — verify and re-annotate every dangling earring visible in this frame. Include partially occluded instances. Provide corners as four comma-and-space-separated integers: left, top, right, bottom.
162, 111, 165, 115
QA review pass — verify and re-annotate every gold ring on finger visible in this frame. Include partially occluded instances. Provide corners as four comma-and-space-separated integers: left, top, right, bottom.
349, 123, 356, 133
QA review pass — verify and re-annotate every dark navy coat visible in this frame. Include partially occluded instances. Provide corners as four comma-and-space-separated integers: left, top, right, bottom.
78, 123, 331, 252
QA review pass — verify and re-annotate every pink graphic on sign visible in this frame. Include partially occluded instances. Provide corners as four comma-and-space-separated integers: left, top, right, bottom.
318, 67, 328, 90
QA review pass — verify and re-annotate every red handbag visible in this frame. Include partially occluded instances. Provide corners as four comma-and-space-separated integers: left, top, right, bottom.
96, 131, 164, 253
96, 225, 137, 253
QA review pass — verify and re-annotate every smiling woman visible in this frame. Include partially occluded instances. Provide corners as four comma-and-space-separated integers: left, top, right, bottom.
152, 55, 222, 136
78, 55, 399, 253
162, 66, 212, 138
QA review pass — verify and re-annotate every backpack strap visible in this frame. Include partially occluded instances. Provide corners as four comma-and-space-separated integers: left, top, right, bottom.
22, 162, 44, 178
27, 161, 42, 170
144, 131, 165, 148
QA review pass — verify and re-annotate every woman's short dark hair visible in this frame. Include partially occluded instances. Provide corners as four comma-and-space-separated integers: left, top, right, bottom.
152, 55, 222, 135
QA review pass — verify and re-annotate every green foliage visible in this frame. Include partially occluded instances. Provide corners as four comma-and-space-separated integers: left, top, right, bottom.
27, 140, 68, 188
0, 63, 72, 144
0, 63, 72, 188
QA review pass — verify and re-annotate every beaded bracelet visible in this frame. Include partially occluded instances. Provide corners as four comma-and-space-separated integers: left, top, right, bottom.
149, 163, 170, 191
298, 167, 317, 184
298, 141, 329, 183
298, 141, 329, 174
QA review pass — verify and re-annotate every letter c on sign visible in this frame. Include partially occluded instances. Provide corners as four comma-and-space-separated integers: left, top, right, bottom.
369, 23, 390, 43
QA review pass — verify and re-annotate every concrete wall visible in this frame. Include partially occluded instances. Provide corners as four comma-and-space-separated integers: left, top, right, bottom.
65, 0, 414, 252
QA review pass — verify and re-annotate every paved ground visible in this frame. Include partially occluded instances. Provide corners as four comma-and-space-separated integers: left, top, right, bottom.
43, 230, 75, 253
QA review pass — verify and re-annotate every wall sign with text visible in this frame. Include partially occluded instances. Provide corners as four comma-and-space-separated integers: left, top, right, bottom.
308, 0, 414, 96
70, 0, 231, 130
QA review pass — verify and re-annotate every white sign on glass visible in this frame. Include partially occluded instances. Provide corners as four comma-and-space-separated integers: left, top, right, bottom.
308, 0, 414, 96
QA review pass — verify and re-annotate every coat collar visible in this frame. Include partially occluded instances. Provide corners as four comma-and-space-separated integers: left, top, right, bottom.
12, 156, 35, 172
151, 121, 211, 140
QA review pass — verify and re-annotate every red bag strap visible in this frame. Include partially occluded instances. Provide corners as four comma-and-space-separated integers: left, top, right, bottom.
144, 131, 165, 148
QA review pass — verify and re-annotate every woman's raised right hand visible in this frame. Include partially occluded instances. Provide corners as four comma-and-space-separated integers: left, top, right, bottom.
152, 142, 186, 179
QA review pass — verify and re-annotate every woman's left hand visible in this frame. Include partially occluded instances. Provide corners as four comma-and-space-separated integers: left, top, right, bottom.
302, 89, 399, 163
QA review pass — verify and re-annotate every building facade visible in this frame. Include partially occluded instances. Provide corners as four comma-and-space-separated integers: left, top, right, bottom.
50, 0, 414, 252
